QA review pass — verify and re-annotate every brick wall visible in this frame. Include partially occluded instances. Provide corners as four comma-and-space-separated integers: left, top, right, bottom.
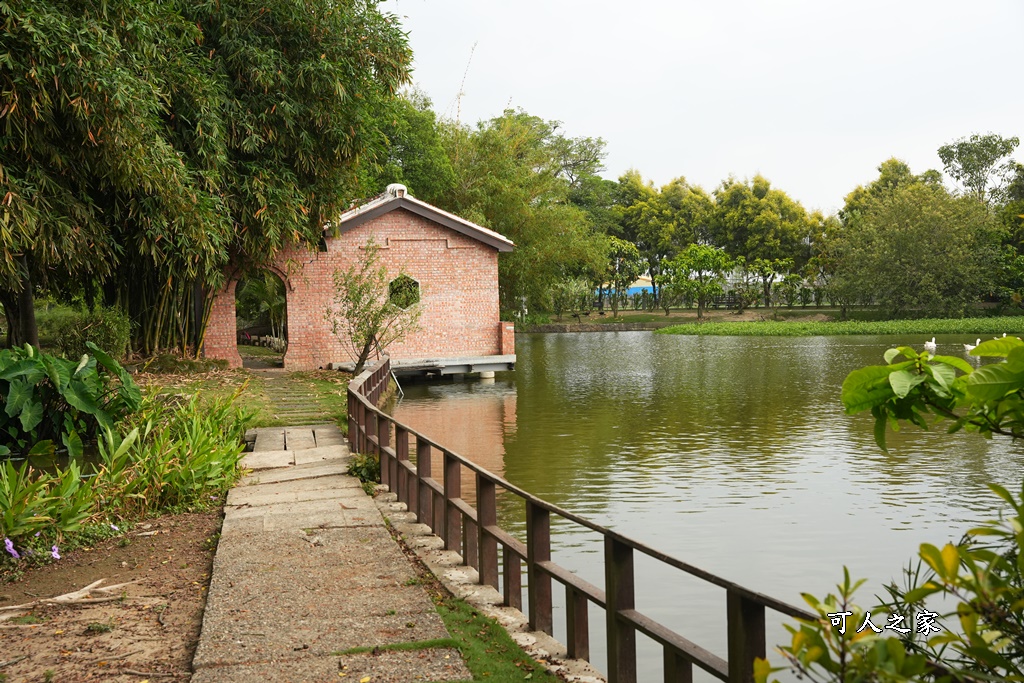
204, 208, 506, 370
499, 321, 515, 355
204, 279, 243, 369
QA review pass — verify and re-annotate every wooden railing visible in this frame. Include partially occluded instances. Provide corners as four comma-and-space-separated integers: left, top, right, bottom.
348, 357, 818, 683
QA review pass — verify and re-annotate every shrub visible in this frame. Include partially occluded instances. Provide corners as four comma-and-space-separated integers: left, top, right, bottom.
0, 343, 142, 457
347, 452, 380, 495
52, 306, 131, 360
0, 389, 252, 559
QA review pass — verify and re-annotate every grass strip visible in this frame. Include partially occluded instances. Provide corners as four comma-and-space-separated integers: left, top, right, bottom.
381, 519, 563, 683
658, 317, 1024, 337
432, 595, 562, 683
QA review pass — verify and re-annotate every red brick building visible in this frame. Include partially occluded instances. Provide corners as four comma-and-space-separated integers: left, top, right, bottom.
203, 185, 516, 373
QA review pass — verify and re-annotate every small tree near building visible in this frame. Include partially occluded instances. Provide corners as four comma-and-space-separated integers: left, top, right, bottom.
325, 241, 421, 375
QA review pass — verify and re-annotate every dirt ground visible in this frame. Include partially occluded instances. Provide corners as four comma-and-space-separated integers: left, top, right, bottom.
0, 511, 222, 682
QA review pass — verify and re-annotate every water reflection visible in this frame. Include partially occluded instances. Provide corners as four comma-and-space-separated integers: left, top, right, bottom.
387, 379, 516, 505
391, 332, 1024, 681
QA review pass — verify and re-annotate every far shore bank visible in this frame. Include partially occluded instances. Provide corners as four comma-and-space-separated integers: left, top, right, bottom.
519, 311, 1024, 337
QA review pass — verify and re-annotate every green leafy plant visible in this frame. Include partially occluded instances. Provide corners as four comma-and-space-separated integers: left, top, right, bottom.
347, 452, 380, 496
761, 339, 1024, 682
325, 239, 422, 374
0, 343, 141, 457
842, 337, 1024, 449
1, 389, 251, 560
51, 306, 132, 361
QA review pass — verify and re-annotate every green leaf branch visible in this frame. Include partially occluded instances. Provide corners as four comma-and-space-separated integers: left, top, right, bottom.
842, 338, 1024, 450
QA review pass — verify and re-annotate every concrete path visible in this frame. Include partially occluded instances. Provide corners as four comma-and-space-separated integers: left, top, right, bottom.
192, 424, 471, 682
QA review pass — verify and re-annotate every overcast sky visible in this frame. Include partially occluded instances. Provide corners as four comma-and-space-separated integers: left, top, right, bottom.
381, 0, 1023, 215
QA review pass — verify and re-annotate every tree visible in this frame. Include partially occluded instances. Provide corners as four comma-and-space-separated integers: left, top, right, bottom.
354, 90, 456, 206
439, 109, 607, 313
324, 241, 420, 375
0, 0, 218, 347
938, 132, 1020, 204
548, 277, 592, 321
0, 0, 412, 354
659, 244, 733, 319
830, 181, 1000, 318
604, 237, 643, 318
710, 175, 813, 304
840, 158, 928, 224
236, 273, 287, 341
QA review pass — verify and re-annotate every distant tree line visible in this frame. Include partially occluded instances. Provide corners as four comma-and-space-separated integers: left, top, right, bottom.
361, 94, 1022, 322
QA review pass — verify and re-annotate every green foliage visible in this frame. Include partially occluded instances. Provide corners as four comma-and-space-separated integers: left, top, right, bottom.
355, 89, 456, 206
439, 109, 608, 312
659, 244, 733, 319
90, 391, 250, 516
710, 175, 814, 272
547, 277, 592, 321
347, 452, 380, 495
0, 389, 250, 556
758, 568, 931, 683
660, 317, 1024, 337
605, 237, 644, 318
236, 272, 287, 340
0, 0, 412, 354
388, 274, 421, 310
938, 133, 1021, 204
831, 181, 1001, 319
325, 240, 421, 375
842, 337, 1024, 449
51, 306, 132, 361
0, 343, 141, 457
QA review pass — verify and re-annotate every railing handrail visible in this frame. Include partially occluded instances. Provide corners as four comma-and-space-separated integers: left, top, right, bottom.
347, 357, 818, 683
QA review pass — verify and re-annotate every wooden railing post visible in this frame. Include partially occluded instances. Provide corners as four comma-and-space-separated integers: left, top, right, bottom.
477, 476, 498, 590
395, 425, 411, 510
464, 515, 478, 570
416, 438, 432, 527
727, 590, 765, 683
566, 584, 590, 661
443, 451, 461, 552
355, 400, 365, 453
525, 501, 552, 635
605, 535, 637, 683
503, 547, 522, 611
664, 650, 693, 683
377, 413, 391, 490
347, 392, 356, 452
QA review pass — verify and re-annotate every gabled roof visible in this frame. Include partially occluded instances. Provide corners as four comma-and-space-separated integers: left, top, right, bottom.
327, 189, 514, 252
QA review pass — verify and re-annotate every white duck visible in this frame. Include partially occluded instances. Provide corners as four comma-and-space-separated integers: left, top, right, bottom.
964, 338, 981, 353
924, 337, 937, 353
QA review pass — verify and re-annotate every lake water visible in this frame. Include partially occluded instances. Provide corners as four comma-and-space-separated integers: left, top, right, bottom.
390, 331, 1024, 681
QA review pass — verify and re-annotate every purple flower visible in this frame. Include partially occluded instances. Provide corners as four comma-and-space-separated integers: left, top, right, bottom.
110, 524, 120, 532
4, 538, 20, 560
51, 545, 60, 560
34, 531, 41, 537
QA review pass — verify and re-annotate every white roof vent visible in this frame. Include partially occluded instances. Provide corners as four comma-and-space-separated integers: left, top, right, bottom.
385, 183, 408, 198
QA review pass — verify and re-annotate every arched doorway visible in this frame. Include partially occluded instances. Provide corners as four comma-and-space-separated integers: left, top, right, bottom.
234, 269, 288, 369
